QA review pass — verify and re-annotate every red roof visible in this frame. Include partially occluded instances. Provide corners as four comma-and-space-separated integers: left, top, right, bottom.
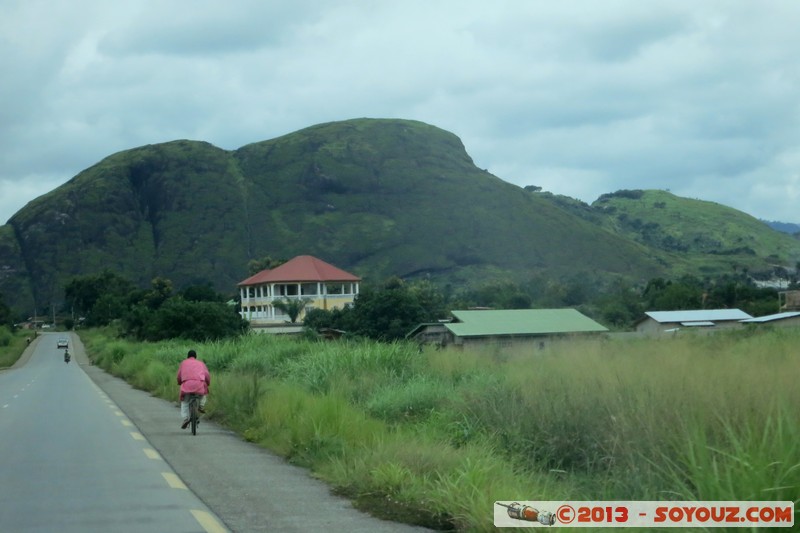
238, 255, 361, 286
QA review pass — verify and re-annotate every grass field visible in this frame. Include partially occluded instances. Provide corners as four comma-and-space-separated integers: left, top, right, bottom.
82, 326, 800, 531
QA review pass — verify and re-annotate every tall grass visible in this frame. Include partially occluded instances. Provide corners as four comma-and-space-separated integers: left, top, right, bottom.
656, 406, 800, 503
0, 326, 31, 368
80, 327, 800, 531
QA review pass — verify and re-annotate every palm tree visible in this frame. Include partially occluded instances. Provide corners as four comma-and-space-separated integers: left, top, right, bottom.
272, 297, 312, 323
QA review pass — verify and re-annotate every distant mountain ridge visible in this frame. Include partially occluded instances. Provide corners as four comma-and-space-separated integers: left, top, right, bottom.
763, 220, 800, 235
1, 118, 799, 313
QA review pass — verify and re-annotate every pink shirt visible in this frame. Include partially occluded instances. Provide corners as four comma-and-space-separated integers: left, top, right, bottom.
177, 357, 210, 397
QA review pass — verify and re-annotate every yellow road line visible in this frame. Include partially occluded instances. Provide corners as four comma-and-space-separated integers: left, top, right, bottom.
130, 432, 145, 441
161, 472, 187, 490
143, 448, 160, 460
190, 510, 229, 533
114, 410, 123, 416
121, 419, 132, 427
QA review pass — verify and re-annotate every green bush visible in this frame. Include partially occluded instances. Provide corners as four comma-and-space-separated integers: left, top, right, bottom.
131, 299, 248, 341
0, 327, 29, 368
0, 326, 12, 347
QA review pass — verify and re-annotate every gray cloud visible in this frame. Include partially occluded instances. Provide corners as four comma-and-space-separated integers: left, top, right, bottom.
2, 0, 799, 225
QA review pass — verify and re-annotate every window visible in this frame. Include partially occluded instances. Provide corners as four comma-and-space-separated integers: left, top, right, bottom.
276, 284, 299, 296
326, 283, 343, 295
300, 283, 318, 295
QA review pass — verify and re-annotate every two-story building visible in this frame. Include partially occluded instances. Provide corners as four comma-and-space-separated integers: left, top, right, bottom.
238, 255, 360, 327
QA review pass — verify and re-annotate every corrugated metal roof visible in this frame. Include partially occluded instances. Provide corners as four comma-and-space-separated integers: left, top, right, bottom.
446, 309, 608, 337
740, 311, 800, 323
405, 322, 449, 338
645, 309, 752, 323
238, 255, 360, 286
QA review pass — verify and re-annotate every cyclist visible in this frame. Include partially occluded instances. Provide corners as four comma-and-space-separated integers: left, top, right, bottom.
176, 349, 210, 429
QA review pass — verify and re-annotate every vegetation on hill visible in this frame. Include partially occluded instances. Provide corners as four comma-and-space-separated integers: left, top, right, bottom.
1, 119, 799, 319
0, 225, 33, 311
592, 189, 800, 279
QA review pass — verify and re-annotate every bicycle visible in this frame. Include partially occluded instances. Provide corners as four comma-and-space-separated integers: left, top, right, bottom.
185, 393, 202, 435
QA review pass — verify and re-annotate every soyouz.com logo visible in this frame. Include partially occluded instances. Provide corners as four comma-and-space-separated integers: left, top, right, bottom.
494, 501, 795, 528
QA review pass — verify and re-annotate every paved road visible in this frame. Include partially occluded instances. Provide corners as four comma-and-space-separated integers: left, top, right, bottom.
0, 333, 227, 532
3, 333, 432, 532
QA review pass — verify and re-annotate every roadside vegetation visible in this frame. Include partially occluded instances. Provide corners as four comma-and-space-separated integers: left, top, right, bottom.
82, 326, 800, 531
0, 326, 33, 369
62, 271, 248, 341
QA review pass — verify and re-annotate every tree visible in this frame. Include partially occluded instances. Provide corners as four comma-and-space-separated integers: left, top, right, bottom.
181, 282, 224, 302
142, 277, 174, 310
407, 279, 449, 318
348, 278, 429, 341
90, 293, 131, 326
302, 307, 337, 332
466, 280, 526, 309
247, 256, 287, 275
272, 297, 312, 323
301, 277, 448, 341
132, 299, 248, 341
504, 292, 532, 309
64, 270, 136, 318
642, 276, 703, 310
0, 293, 11, 327
596, 279, 643, 329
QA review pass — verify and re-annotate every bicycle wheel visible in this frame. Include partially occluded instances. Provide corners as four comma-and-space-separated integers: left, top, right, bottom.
190, 397, 198, 435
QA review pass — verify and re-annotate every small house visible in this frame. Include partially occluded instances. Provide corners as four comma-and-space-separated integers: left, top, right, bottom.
635, 309, 752, 334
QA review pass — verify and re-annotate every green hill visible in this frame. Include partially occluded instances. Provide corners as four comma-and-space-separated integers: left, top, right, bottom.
0, 119, 797, 314
591, 189, 800, 278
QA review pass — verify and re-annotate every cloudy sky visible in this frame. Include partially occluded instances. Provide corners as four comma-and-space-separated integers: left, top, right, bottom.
2, 1, 799, 225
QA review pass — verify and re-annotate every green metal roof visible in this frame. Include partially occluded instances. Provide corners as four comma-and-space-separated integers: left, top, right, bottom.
446, 309, 608, 337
